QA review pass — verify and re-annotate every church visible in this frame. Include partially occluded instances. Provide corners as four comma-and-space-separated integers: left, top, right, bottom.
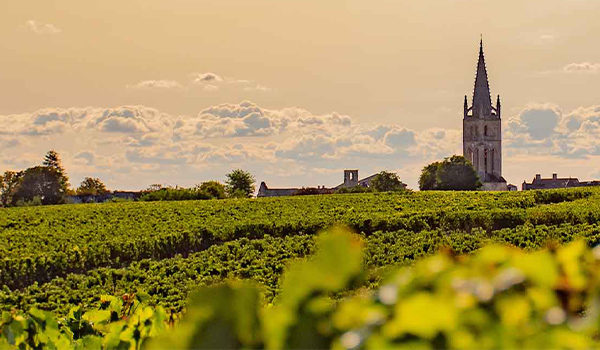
463, 40, 508, 191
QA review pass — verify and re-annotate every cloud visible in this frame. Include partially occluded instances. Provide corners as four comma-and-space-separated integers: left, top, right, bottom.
505, 104, 600, 159
0, 101, 455, 190
509, 104, 561, 140
0, 106, 172, 136
383, 128, 416, 149
244, 84, 272, 92
127, 80, 182, 89
193, 72, 223, 84
125, 148, 189, 165
0, 137, 20, 149
4, 100, 598, 190
198, 101, 266, 119
275, 135, 339, 161
25, 20, 61, 35
191, 72, 271, 92
203, 84, 219, 92
563, 62, 600, 74
91, 107, 169, 134
538, 34, 556, 43
127, 72, 272, 94
73, 151, 96, 165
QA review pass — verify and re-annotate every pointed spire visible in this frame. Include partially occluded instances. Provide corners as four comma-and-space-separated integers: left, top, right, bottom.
464, 95, 468, 118
472, 38, 492, 118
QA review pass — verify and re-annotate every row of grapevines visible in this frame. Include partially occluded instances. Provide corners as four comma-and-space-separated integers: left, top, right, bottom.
1, 188, 598, 290
3, 222, 600, 318
3, 229, 600, 349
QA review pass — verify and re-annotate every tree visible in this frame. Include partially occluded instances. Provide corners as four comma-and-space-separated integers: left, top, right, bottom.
419, 162, 441, 191
43, 150, 70, 194
419, 156, 481, 191
43, 150, 62, 169
370, 171, 406, 192
225, 169, 255, 198
76, 177, 109, 196
437, 155, 482, 190
197, 181, 226, 199
0, 171, 21, 207
12, 166, 67, 205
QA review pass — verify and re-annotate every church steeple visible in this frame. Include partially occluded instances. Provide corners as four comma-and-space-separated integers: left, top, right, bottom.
472, 38, 493, 118
462, 38, 505, 190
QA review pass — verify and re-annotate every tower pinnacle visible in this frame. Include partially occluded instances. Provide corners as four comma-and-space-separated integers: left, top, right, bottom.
472, 38, 492, 118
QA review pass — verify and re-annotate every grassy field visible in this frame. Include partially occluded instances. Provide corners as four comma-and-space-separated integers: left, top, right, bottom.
1, 187, 600, 316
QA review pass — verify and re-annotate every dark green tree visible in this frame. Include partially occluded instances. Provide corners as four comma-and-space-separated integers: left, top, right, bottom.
225, 169, 255, 198
419, 162, 441, 191
419, 156, 481, 191
370, 171, 406, 192
76, 177, 109, 196
12, 166, 67, 205
0, 171, 21, 207
43, 150, 70, 194
437, 155, 482, 190
197, 181, 226, 199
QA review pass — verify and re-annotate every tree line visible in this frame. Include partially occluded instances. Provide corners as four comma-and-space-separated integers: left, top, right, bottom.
0, 150, 482, 207
0, 151, 258, 207
0, 151, 73, 207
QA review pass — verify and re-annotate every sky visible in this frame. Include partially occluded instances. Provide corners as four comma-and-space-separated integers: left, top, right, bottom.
1, 0, 600, 191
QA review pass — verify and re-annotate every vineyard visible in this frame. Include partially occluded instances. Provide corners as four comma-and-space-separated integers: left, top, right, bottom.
4, 229, 600, 349
1, 188, 600, 319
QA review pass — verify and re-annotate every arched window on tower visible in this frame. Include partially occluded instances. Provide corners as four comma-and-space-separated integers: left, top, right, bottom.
484, 125, 488, 137
491, 149, 494, 174
468, 149, 473, 164
474, 148, 479, 169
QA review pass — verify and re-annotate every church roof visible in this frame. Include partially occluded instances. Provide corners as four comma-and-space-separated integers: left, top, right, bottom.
472, 39, 493, 118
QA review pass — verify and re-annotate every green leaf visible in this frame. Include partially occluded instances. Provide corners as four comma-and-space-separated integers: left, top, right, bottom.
146, 283, 262, 350
83, 310, 112, 325
135, 291, 151, 304
383, 292, 457, 339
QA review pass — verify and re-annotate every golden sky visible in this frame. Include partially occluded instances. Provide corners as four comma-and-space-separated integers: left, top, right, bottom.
1, 0, 600, 189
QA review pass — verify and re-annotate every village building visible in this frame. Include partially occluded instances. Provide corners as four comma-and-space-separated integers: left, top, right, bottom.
463, 40, 508, 191
333, 170, 379, 189
257, 170, 405, 197
522, 173, 600, 190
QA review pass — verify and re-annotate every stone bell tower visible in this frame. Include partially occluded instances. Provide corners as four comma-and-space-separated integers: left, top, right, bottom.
463, 39, 507, 191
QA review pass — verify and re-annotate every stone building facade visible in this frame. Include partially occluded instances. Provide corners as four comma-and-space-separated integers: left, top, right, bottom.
335, 170, 380, 189
463, 40, 507, 191
522, 173, 600, 190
